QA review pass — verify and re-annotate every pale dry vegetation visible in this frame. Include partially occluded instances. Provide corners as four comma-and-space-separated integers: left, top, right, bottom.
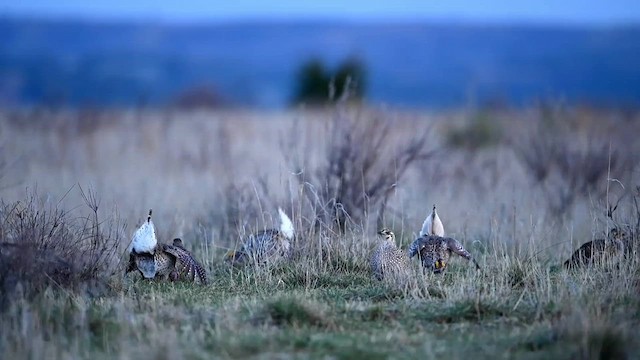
0, 105, 639, 359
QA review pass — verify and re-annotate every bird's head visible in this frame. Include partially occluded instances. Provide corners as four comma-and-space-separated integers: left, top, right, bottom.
609, 228, 626, 240
224, 250, 235, 262
377, 228, 395, 243
224, 250, 245, 266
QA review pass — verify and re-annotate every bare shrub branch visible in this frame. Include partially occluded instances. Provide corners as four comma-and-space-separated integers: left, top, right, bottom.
0, 189, 125, 305
510, 106, 640, 217
284, 106, 436, 232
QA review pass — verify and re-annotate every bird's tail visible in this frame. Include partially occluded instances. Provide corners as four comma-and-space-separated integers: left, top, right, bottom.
420, 205, 435, 236
130, 208, 157, 254
421, 204, 445, 237
278, 208, 295, 239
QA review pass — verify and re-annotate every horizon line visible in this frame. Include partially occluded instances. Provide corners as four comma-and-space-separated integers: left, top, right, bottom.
2, 12, 640, 29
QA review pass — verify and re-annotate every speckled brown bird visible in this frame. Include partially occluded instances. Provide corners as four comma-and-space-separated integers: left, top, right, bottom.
371, 228, 411, 281
226, 208, 294, 267
126, 210, 208, 285
564, 228, 626, 268
408, 234, 481, 274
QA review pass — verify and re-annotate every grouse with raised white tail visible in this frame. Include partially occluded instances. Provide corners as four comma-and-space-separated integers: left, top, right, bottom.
226, 208, 295, 266
408, 205, 480, 273
126, 210, 208, 284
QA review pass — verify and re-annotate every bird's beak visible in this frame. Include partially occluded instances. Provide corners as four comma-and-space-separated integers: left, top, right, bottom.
377, 230, 385, 235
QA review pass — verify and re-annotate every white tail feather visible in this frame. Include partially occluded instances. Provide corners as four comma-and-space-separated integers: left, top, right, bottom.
278, 208, 295, 239
420, 205, 445, 237
431, 210, 445, 236
131, 209, 157, 254
419, 216, 431, 236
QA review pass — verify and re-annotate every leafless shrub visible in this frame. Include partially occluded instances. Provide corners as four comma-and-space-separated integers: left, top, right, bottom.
284, 106, 436, 232
445, 112, 504, 151
510, 106, 640, 217
0, 188, 125, 305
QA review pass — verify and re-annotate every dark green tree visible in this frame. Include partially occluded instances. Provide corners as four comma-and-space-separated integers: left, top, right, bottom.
292, 59, 330, 105
292, 57, 367, 106
333, 57, 366, 101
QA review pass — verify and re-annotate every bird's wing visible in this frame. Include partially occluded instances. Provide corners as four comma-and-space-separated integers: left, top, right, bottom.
445, 237, 481, 270
565, 241, 593, 268
370, 246, 384, 280
407, 236, 424, 258
392, 248, 410, 266
231, 229, 288, 266
248, 230, 279, 252
161, 244, 208, 285
126, 253, 138, 273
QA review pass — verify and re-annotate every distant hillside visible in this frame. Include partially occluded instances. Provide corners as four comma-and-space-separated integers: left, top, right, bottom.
1, 18, 639, 109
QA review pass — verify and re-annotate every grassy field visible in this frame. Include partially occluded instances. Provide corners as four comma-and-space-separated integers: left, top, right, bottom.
0, 106, 639, 359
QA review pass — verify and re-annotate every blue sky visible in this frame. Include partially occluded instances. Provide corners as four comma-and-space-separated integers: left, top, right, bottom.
1, 0, 639, 24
